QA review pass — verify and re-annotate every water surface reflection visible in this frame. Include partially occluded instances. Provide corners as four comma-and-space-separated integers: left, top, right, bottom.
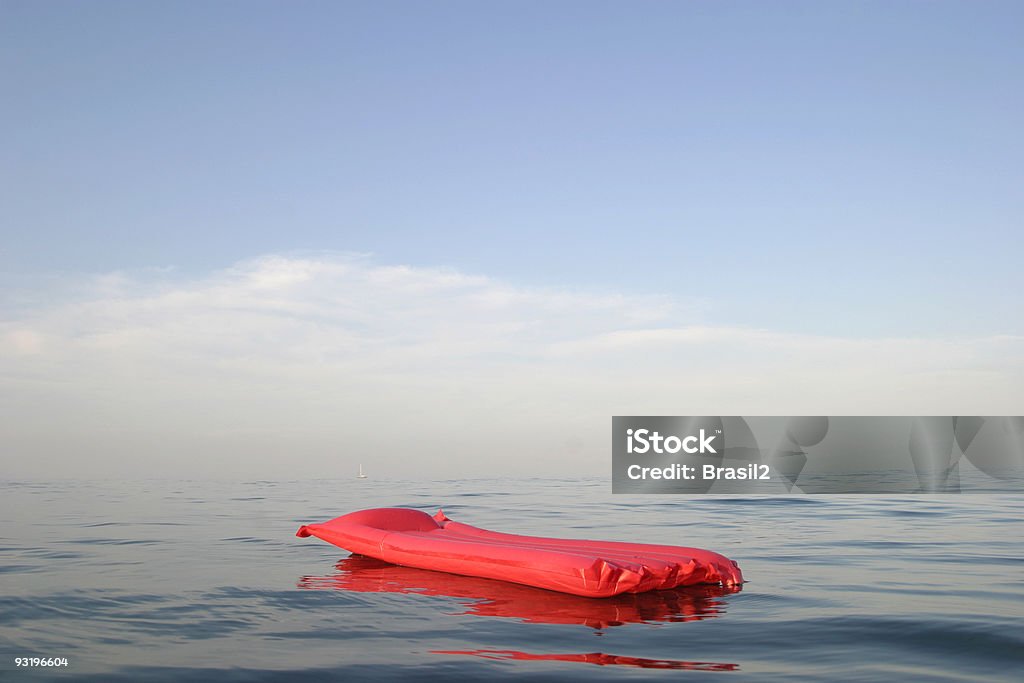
432, 649, 739, 671
299, 555, 742, 629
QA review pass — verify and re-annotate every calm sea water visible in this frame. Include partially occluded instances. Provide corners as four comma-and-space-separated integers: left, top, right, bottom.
1, 478, 1022, 681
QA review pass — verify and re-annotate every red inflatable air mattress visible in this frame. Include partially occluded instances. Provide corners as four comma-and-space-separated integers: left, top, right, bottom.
296, 507, 743, 598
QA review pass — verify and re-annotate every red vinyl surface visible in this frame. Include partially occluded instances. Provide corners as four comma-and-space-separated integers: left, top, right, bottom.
296, 507, 743, 598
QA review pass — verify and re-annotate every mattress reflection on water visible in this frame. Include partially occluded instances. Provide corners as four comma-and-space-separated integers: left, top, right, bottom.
429, 649, 739, 671
298, 554, 742, 629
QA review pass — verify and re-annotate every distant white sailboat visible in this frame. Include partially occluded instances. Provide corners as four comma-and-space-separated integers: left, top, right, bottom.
357, 463, 368, 479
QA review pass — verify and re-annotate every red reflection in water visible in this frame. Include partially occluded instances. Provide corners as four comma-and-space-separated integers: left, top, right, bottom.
298, 554, 741, 630
431, 649, 739, 671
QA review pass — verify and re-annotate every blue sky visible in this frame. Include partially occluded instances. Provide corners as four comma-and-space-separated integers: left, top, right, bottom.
1, 2, 1022, 476
4, 1, 1022, 335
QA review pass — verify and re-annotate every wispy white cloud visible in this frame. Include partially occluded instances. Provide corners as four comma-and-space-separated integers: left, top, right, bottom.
2, 254, 1021, 478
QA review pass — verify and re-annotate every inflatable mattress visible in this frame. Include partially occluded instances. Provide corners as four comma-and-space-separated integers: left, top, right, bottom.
296, 507, 743, 597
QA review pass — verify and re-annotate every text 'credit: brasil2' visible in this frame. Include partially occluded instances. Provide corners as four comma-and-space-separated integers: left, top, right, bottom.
611, 416, 1024, 494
